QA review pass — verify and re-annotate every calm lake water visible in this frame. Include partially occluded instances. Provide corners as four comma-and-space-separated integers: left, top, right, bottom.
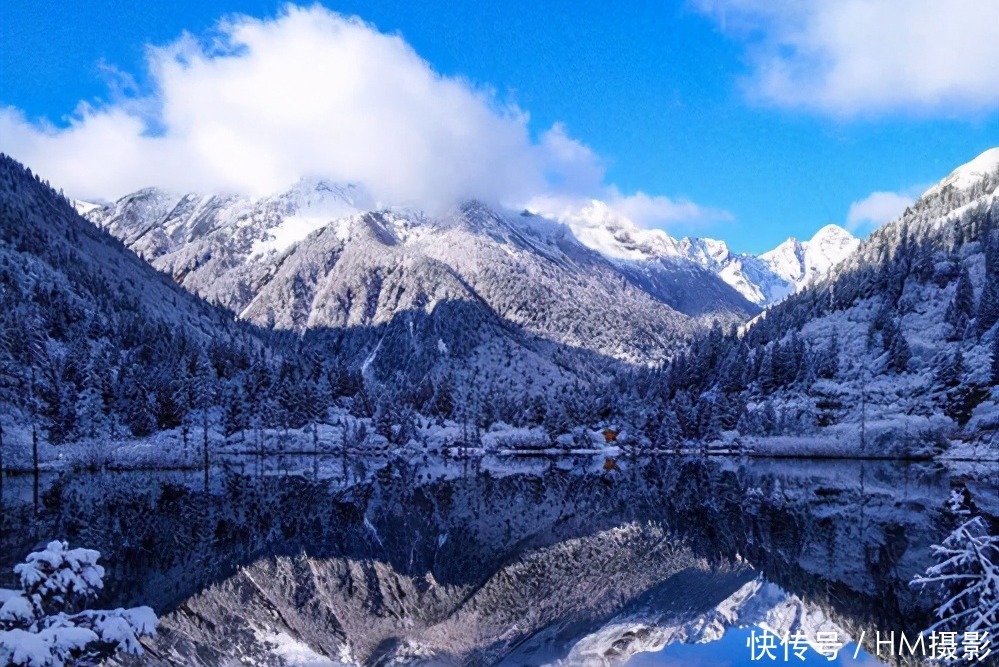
2, 454, 995, 666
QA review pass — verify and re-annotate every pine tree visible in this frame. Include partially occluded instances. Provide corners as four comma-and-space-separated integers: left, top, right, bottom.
757, 346, 778, 394
815, 331, 839, 380
0, 541, 157, 666
74, 382, 106, 440
172, 362, 193, 455
430, 372, 456, 418
946, 266, 975, 340
189, 349, 216, 492
221, 381, 249, 440
978, 269, 999, 335
887, 322, 912, 373
936, 348, 964, 389
655, 410, 682, 450
991, 334, 999, 386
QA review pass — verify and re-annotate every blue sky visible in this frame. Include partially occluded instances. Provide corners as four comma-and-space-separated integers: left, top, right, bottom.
2, 0, 998, 253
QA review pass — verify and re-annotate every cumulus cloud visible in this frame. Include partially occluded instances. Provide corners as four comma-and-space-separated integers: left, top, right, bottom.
696, 0, 999, 116
845, 189, 918, 232
2, 6, 539, 207
0, 3, 723, 229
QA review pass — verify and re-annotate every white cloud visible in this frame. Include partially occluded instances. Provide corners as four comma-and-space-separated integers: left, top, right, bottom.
605, 188, 733, 228
0, 3, 722, 230
527, 188, 732, 235
845, 190, 917, 232
2, 6, 542, 207
696, 0, 999, 116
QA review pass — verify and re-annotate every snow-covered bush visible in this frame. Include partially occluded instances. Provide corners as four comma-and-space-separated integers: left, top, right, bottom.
0, 541, 157, 666
481, 423, 550, 452
910, 516, 999, 653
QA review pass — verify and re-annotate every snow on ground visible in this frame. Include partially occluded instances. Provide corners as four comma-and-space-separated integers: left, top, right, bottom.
251, 628, 347, 667
250, 215, 346, 256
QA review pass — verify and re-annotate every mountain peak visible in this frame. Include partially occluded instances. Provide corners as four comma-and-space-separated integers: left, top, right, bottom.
679, 236, 733, 271
758, 237, 807, 283
932, 147, 999, 193
803, 224, 859, 277
268, 177, 371, 214
809, 223, 853, 243
534, 198, 682, 261
754, 225, 858, 297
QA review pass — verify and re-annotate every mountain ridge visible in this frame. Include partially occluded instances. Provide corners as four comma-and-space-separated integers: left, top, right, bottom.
80, 186, 759, 367
530, 197, 860, 308
631, 145, 999, 455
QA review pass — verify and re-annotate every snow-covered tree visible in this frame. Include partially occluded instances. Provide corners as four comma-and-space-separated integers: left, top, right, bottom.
978, 271, 999, 335
814, 331, 839, 380
946, 266, 975, 340
886, 320, 912, 373
910, 517, 999, 654
0, 541, 157, 666
991, 334, 999, 386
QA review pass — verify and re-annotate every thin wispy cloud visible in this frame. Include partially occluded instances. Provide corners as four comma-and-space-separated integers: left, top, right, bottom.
0, 3, 726, 229
845, 187, 924, 233
696, 0, 999, 117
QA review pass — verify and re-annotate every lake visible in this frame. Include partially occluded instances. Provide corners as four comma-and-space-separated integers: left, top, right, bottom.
2, 454, 994, 665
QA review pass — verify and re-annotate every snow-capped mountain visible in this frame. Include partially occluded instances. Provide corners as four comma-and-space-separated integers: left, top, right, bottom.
0, 155, 298, 445
924, 146, 999, 195
535, 199, 685, 262
644, 146, 999, 455
679, 237, 793, 307
555, 578, 848, 665
535, 198, 859, 308
757, 225, 860, 294
81, 186, 758, 367
75, 178, 371, 315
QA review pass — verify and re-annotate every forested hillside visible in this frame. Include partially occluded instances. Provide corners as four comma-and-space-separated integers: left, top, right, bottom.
0, 156, 358, 465
3, 149, 999, 468
0, 155, 615, 469
626, 149, 999, 455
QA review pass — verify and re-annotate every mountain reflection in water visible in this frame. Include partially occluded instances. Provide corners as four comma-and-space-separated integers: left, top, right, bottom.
1, 455, 995, 666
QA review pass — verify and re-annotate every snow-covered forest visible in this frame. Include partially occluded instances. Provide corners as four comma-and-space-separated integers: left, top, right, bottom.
2, 148, 999, 663
629, 154, 999, 458
2, 150, 999, 478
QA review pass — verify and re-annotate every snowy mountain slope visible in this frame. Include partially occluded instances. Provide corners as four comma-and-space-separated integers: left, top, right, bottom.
924, 146, 999, 195
0, 154, 292, 445
640, 147, 999, 453
760, 224, 860, 286
680, 237, 793, 306
539, 199, 685, 262
78, 179, 370, 314
0, 156, 227, 334
678, 224, 859, 307
0, 154, 682, 451
83, 189, 759, 367
539, 198, 859, 308
554, 577, 848, 665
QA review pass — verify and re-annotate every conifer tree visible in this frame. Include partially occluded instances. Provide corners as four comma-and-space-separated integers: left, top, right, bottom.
978, 271, 999, 335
